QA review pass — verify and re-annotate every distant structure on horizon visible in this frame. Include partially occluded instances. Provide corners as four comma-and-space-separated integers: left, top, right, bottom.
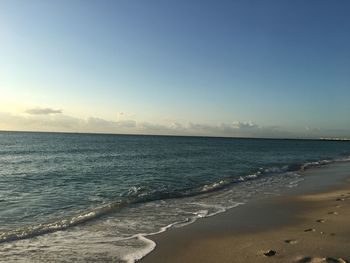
320, 137, 350, 141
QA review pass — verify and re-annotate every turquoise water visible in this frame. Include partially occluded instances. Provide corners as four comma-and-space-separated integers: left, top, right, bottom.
1, 131, 350, 262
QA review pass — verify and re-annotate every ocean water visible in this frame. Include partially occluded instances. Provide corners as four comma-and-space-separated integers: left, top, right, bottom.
0, 131, 350, 262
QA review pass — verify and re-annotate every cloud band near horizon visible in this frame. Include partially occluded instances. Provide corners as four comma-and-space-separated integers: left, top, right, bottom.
0, 110, 348, 139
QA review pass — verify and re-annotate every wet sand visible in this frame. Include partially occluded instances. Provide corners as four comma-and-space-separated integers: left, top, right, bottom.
141, 162, 350, 263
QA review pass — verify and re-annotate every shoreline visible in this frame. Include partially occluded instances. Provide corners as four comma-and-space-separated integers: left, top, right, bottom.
141, 161, 350, 263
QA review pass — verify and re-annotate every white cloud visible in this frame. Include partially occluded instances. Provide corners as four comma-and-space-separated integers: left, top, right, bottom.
116, 112, 135, 120
0, 111, 285, 137
25, 107, 62, 115
187, 121, 259, 134
2, 111, 348, 139
231, 121, 258, 129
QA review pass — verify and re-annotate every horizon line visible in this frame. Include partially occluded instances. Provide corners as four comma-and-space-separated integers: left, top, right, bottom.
0, 129, 345, 142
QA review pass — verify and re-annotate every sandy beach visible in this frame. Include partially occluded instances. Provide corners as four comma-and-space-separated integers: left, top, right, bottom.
142, 162, 350, 263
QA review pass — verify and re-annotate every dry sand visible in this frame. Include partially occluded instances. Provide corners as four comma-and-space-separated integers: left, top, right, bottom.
141, 163, 350, 263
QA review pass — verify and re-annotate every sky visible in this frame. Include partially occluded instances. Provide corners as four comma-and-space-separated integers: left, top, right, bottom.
0, 0, 350, 138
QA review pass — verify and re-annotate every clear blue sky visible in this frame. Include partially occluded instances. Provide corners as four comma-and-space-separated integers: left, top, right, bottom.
1, 0, 349, 138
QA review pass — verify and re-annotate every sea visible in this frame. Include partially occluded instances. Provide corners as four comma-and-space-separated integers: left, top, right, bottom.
0, 131, 350, 262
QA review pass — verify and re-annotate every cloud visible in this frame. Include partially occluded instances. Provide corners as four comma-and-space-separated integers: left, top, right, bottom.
231, 121, 258, 129
87, 118, 137, 129
117, 112, 135, 120
116, 120, 137, 128
0, 111, 287, 137
135, 121, 280, 138
305, 126, 321, 132
187, 121, 259, 134
1, 111, 348, 139
25, 107, 62, 115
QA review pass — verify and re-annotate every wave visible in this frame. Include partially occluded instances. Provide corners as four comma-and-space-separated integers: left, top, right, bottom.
0, 201, 130, 244
1, 156, 349, 245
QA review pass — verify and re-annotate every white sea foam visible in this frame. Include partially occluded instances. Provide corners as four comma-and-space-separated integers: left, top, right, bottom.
121, 235, 156, 263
